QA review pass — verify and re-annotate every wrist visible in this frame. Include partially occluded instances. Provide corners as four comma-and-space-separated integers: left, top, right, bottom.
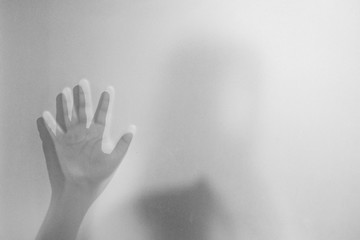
51, 177, 110, 205
36, 186, 95, 240
50, 188, 92, 217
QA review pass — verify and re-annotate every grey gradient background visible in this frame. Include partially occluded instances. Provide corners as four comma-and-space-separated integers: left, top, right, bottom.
1, 1, 360, 239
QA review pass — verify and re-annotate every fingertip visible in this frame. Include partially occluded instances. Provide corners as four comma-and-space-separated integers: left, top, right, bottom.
36, 116, 46, 140
101, 90, 110, 100
42, 111, 51, 126
56, 92, 64, 101
79, 78, 90, 87
122, 132, 133, 144
105, 86, 115, 99
62, 87, 72, 97
127, 124, 137, 136
42, 111, 56, 134
42, 111, 51, 120
79, 79, 91, 96
123, 125, 136, 144
36, 116, 45, 129
106, 85, 115, 93
36, 116, 43, 123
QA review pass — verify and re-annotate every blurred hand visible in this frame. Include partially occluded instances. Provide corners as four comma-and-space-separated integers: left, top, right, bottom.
37, 80, 135, 199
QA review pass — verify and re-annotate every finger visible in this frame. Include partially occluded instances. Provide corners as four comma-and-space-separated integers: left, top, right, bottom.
37, 117, 55, 143
61, 91, 71, 128
43, 111, 63, 136
73, 84, 87, 124
56, 93, 68, 132
93, 91, 110, 126
110, 125, 136, 163
37, 116, 57, 164
37, 117, 64, 186
70, 86, 78, 124
62, 87, 73, 122
79, 79, 93, 127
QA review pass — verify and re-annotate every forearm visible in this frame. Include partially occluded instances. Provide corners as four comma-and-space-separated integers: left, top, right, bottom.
36, 186, 96, 240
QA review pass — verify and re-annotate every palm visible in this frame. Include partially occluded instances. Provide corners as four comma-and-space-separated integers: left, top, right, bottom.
56, 124, 113, 182
37, 80, 133, 193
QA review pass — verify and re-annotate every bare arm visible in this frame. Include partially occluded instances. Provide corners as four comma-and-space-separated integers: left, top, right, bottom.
36, 80, 135, 240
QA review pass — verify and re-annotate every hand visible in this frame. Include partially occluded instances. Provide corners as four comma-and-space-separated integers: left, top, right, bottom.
35, 80, 135, 240
37, 80, 135, 200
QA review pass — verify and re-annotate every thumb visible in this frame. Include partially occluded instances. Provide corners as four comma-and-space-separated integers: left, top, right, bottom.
110, 125, 136, 164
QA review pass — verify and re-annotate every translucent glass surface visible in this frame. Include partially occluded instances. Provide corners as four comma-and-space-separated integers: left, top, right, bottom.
1, 1, 360, 239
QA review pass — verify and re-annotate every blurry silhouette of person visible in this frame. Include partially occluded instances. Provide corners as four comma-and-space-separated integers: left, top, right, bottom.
135, 38, 278, 239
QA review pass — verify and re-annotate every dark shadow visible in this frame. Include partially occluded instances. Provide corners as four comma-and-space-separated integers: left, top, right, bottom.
136, 178, 232, 240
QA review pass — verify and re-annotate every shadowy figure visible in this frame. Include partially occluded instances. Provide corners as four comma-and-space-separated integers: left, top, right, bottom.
134, 38, 267, 240
136, 178, 232, 240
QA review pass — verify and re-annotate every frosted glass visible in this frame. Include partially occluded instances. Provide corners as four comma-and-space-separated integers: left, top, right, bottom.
1, 1, 360, 239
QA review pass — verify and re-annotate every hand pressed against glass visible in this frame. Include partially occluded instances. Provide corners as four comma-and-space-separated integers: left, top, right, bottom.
36, 80, 135, 240
37, 80, 135, 198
